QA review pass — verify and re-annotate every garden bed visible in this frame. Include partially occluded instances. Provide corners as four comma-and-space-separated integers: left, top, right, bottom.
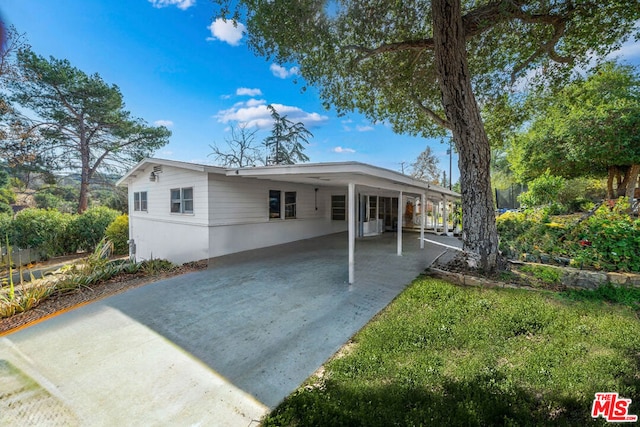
0, 259, 207, 335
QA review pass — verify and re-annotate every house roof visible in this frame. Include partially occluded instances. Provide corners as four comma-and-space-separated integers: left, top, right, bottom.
116, 158, 227, 186
117, 158, 460, 199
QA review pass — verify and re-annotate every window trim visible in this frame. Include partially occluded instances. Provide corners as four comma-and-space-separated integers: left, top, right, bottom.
170, 187, 194, 214
133, 191, 148, 212
269, 190, 297, 220
284, 191, 296, 219
269, 190, 281, 219
331, 195, 346, 221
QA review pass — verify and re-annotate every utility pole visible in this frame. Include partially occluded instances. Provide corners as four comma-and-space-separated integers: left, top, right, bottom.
446, 140, 452, 190
399, 161, 407, 174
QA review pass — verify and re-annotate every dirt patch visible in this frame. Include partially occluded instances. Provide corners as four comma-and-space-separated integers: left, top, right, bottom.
0, 261, 207, 335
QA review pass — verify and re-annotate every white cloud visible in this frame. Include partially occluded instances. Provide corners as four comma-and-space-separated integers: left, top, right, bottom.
154, 119, 174, 127
236, 87, 263, 97
356, 125, 374, 132
148, 0, 195, 10
270, 64, 300, 79
608, 39, 640, 61
207, 18, 245, 46
215, 101, 328, 130
333, 146, 356, 154
246, 98, 266, 107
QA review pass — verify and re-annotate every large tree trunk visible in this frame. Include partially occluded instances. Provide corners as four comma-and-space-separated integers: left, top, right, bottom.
607, 166, 616, 199
432, 0, 499, 271
625, 164, 639, 201
77, 137, 90, 214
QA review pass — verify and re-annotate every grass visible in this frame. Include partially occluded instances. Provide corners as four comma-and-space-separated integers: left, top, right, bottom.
263, 278, 640, 426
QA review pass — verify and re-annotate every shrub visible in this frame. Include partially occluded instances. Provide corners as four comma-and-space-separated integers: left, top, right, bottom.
570, 199, 640, 271
498, 198, 640, 272
105, 214, 129, 255
67, 206, 120, 252
34, 192, 62, 210
0, 213, 13, 242
518, 171, 565, 209
34, 186, 78, 213
12, 208, 74, 257
0, 187, 16, 205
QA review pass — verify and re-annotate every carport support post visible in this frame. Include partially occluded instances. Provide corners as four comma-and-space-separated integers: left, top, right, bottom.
397, 191, 403, 256
420, 193, 425, 249
348, 182, 356, 284
442, 196, 449, 236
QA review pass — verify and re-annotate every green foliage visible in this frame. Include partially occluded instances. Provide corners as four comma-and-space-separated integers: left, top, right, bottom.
34, 186, 78, 212
0, 213, 12, 243
0, 169, 15, 213
264, 105, 312, 165
67, 207, 120, 252
509, 62, 640, 184
517, 171, 565, 208
561, 284, 640, 311
105, 214, 129, 255
102, 187, 128, 213
0, 284, 52, 318
571, 200, 640, 272
1, 49, 171, 212
12, 208, 73, 257
140, 258, 175, 275
33, 192, 62, 210
497, 199, 640, 271
519, 265, 562, 286
263, 279, 640, 426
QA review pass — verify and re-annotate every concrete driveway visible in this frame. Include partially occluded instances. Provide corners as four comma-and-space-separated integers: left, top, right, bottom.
0, 232, 460, 426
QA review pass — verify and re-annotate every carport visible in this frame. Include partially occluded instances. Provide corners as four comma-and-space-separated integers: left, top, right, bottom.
1, 232, 462, 425
228, 162, 460, 283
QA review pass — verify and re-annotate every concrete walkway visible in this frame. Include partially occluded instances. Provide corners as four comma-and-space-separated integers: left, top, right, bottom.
0, 232, 461, 426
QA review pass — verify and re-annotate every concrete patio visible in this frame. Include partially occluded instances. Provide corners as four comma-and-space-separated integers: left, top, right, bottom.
0, 232, 460, 426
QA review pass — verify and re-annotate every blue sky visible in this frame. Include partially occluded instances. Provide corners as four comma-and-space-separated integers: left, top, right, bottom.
1, 1, 639, 184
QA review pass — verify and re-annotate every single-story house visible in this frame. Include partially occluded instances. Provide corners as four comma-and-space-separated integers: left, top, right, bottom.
116, 158, 460, 283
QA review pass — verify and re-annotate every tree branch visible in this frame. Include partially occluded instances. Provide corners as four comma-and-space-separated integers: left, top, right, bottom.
510, 19, 572, 82
347, 0, 575, 70
410, 94, 452, 130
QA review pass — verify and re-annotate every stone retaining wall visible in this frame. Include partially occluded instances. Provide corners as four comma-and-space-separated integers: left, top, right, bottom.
429, 263, 640, 291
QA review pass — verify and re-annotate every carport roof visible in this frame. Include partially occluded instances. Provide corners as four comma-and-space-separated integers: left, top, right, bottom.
117, 158, 460, 199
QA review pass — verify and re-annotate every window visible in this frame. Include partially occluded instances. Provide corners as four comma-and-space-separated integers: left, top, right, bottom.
368, 195, 377, 221
270, 190, 296, 219
332, 195, 346, 220
285, 191, 296, 219
134, 191, 147, 212
170, 187, 194, 214
269, 190, 281, 218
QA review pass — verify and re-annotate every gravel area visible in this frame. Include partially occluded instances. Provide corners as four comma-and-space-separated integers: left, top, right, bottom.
0, 261, 207, 335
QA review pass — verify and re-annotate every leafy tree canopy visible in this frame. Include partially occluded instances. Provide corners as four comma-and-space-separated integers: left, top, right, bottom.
213, 0, 640, 270
222, 1, 638, 138
0, 50, 171, 212
508, 61, 640, 198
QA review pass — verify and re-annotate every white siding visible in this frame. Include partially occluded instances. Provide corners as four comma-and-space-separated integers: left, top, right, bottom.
130, 217, 209, 264
129, 165, 209, 225
208, 219, 347, 258
207, 178, 348, 258
127, 165, 210, 264
208, 175, 339, 225
126, 167, 350, 263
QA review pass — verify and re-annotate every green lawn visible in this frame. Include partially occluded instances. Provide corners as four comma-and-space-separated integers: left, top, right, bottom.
264, 278, 640, 426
